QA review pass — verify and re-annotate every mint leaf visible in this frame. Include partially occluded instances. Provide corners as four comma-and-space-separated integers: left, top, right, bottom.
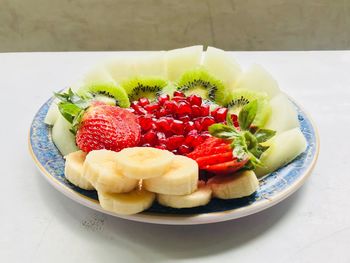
238, 100, 258, 130
58, 102, 83, 124
226, 112, 234, 127
255, 129, 276, 143
208, 123, 239, 139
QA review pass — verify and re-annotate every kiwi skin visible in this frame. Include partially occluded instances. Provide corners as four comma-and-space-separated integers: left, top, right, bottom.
121, 77, 168, 102
224, 89, 271, 127
176, 68, 227, 105
77, 82, 130, 108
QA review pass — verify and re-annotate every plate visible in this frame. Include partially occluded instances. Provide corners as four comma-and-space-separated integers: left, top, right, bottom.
29, 96, 319, 225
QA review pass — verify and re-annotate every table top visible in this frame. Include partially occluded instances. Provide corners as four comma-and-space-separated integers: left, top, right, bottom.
0, 51, 348, 263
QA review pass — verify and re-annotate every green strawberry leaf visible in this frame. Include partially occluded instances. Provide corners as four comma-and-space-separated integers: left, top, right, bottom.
58, 102, 83, 124
208, 123, 239, 140
238, 100, 258, 130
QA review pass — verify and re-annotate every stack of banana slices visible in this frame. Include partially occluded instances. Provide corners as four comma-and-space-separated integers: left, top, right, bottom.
64, 147, 260, 215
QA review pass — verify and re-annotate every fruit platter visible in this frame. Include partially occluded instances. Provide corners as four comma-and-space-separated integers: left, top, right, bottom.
29, 46, 319, 224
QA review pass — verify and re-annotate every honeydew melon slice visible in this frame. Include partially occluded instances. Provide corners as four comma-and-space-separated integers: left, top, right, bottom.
202, 46, 241, 90
44, 102, 60, 125
166, 45, 203, 81
52, 115, 78, 156
104, 57, 137, 83
255, 128, 307, 177
263, 93, 299, 133
235, 64, 280, 98
83, 66, 116, 85
133, 52, 167, 78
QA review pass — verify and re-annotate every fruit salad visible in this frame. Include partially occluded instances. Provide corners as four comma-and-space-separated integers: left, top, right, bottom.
45, 46, 307, 215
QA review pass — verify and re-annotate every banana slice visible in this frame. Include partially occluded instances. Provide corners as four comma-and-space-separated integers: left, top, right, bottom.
143, 155, 198, 195
116, 147, 175, 179
208, 170, 259, 199
83, 150, 138, 193
64, 151, 94, 190
157, 181, 212, 208
98, 188, 155, 215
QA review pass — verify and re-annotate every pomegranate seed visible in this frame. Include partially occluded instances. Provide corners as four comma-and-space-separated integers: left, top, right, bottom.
171, 120, 185, 135
200, 132, 211, 141
192, 135, 205, 147
156, 132, 167, 144
173, 91, 186, 97
192, 105, 202, 118
177, 101, 192, 116
172, 149, 179, 155
138, 115, 153, 131
141, 143, 151, 147
155, 108, 168, 118
231, 114, 238, 122
158, 94, 170, 105
143, 130, 157, 145
126, 108, 136, 114
155, 144, 167, 150
144, 103, 159, 113
194, 118, 203, 131
138, 97, 150, 107
172, 96, 187, 103
187, 94, 202, 106
155, 118, 171, 132
133, 104, 147, 115
185, 121, 195, 133
215, 107, 228, 122
185, 130, 198, 146
163, 100, 178, 114
131, 101, 140, 108
200, 105, 210, 116
178, 144, 191, 155
179, 115, 190, 122
165, 135, 185, 150
201, 116, 216, 130
234, 121, 239, 128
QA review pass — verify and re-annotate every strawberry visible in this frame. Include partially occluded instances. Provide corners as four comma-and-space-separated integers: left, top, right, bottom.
187, 137, 230, 159
76, 103, 141, 152
195, 151, 234, 169
55, 89, 141, 153
204, 159, 248, 174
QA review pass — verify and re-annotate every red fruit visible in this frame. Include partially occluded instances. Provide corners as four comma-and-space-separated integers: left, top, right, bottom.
143, 130, 157, 145
187, 137, 229, 159
179, 115, 190, 122
141, 143, 151, 147
155, 108, 168, 118
178, 144, 191, 155
76, 104, 141, 153
184, 129, 198, 146
187, 94, 202, 106
156, 132, 167, 144
185, 121, 195, 133
158, 94, 170, 105
138, 97, 150, 107
155, 118, 171, 132
155, 144, 167, 150
138, 115, 153, 131
144, 103, 159, 113
173, 91, 186, 97
214, 107, 228, 122
195, 152, 233, 168
165, 135, 185, 150
192, 105, 202, 118
177, 101, 192, 116
201, 116, 216, 130
204, 159, 248, 174
131, 102, 147, 115
163, 100, 178, 114
170, 120, 185, 135
200, 104, 210, 116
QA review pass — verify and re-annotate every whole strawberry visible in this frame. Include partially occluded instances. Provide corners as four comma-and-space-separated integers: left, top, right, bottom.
55, 89, 141, 153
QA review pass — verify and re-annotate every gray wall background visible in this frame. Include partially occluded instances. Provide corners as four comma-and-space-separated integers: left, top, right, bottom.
0, 0, 349, 52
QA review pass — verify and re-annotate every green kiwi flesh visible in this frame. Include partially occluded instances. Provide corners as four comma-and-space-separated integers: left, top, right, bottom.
121, 77, 168, 102
77, 82, 130, 108
176, 69, 227, 104
225, 89, 271, 127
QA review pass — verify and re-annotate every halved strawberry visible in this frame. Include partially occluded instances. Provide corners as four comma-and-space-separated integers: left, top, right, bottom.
195, 151, 234, 169
204, 159, 248, 174
187, 137, 230, 159
76, 104, 141, 152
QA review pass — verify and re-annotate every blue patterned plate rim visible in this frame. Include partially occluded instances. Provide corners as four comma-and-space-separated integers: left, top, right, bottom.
29, 95, 319, 225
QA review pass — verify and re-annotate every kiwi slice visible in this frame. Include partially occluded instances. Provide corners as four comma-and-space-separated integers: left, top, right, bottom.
77, 82, 130, 108
121, 77, 168, 101
176, 69, 226, 104
224, 89, 271, 127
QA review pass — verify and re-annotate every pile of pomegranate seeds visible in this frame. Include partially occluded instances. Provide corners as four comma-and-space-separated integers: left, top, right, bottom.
128, 91, 238, 155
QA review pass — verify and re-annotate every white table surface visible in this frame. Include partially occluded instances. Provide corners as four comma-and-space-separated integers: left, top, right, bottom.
0, 51, 348, 263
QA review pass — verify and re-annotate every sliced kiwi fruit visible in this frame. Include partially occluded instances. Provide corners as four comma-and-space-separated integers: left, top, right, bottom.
176, 68, 227, 104
121, 77, 168, 101
77, 82, 130, 108
224, 89, 271, 127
